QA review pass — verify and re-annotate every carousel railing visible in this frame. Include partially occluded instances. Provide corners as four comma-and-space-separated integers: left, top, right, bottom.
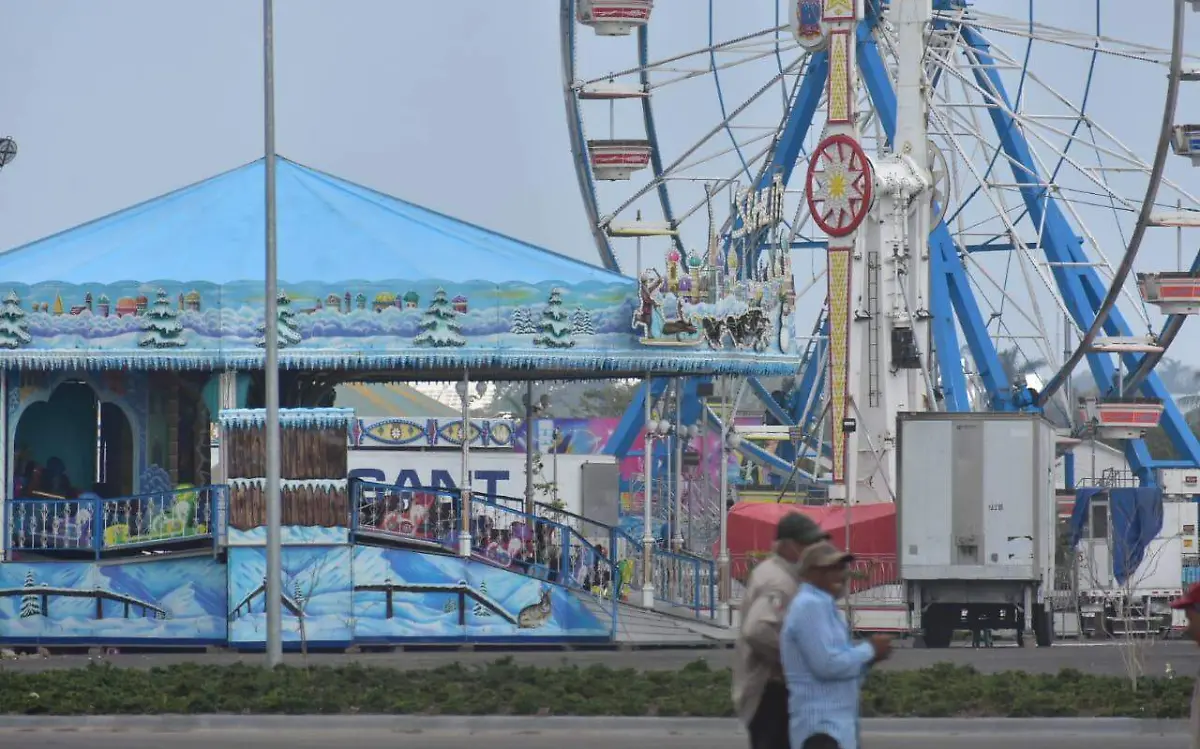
349, 481, 619, 637
9, 486, 223, 558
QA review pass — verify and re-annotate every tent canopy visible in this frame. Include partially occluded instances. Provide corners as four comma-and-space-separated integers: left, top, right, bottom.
723, 502, 897, 568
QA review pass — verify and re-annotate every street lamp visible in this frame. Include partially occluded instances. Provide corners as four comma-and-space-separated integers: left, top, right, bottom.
261, 0, 283, 668
454, 374, 487, 557
641, 396, 670, 609
521, 389, 552, 515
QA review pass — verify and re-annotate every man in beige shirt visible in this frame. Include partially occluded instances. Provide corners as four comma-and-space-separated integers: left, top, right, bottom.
733, 512, 831, 749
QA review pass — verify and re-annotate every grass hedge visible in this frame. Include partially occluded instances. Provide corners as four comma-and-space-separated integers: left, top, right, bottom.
0, 659, 1190, 717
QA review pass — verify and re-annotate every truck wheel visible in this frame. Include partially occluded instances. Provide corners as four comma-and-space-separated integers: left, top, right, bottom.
1033, 604, 1054, 648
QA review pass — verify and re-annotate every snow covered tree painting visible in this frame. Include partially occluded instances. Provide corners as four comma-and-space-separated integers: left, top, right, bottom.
256, 290, 302, 349
413, 287, 466, 348
139, 288, 186, 349
509, 307, 537, 335
473, 580, 493, 618
0, 291, 31, 350
20, 570, 40, 619
534, 288, 575, 349
570, 306, 595, 336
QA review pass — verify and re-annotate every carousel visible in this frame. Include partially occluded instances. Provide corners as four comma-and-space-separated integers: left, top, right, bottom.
0, 157, 792, 648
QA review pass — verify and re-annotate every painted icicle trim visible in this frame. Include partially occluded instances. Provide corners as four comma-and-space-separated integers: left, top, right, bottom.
0, 349, 799, 376
218, 407, 357, 430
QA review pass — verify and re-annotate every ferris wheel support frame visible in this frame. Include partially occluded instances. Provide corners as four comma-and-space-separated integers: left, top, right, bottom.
583, 1, 1200, 483
956, 22, 1200, 479
777, 13, 1200, 482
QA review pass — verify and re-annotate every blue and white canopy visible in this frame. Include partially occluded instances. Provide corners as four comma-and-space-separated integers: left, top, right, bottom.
0, 158, 797, 375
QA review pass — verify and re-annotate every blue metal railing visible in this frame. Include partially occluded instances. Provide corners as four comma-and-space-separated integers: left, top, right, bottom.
612, 527, 716, 619
349, 481, 620, 638
9, 486, 224, 558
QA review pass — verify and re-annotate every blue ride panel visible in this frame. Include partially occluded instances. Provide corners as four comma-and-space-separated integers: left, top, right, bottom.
227, 545, 354, 649
0, 555, 227, 645
351, 546, 609, 643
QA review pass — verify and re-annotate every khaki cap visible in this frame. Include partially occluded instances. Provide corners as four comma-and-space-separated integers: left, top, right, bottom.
799, 541, 855, 574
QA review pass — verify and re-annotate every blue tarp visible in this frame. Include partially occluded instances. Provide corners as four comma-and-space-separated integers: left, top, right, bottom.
1069, 486, 1164, 585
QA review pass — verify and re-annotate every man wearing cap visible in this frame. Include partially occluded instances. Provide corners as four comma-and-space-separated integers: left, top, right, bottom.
1170, 582, 1200, 748
733, 512, 830, 749
781, 541, 892, 749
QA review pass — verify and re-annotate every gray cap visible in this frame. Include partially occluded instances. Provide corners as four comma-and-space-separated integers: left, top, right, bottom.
800, 541, 855, 574
776, 511, 830, 545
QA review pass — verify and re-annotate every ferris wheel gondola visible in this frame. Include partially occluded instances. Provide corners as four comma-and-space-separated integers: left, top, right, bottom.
563, 0, 1200, 498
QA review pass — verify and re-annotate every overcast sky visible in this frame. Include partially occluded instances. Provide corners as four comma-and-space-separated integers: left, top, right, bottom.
2, 1, 1198, 370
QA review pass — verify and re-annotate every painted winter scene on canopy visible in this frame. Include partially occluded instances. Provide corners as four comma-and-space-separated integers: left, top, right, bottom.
227, 545, 354, 647
0, 279, 635, 359
352, 546, 608, 641
0, 556, 226, 643
0, 276, 800, 368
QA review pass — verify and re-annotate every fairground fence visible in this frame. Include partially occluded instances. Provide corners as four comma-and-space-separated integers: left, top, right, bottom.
7, 486, 225, 558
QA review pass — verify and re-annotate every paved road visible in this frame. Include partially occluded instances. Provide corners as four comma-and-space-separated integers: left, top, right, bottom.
6, 733, 1187, 748
2, 640, 1196, 676
0, 718, 1189, 748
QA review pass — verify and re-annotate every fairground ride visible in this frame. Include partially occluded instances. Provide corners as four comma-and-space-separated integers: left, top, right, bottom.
564, 0, 1200, 510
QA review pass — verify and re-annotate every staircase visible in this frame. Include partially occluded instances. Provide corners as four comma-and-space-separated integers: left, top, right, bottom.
577, 595, 734, 646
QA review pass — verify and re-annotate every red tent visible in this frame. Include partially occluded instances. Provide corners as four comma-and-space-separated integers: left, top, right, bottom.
721, 502, 897, 583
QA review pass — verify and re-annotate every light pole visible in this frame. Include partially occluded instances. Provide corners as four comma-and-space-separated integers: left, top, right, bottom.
455, 373, 487, 557
671, 380, 685, 552
641, 375, 665, 608
261, 0, 283, 668
523, 389, 551, 515
716, 377, 733, 625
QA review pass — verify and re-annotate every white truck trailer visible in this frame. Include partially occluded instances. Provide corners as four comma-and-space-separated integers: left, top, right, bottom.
1074, 471, 1197, 638
897, 412, 1057, 648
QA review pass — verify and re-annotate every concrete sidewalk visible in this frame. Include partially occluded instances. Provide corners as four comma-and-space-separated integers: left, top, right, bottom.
0, 715, 1186, 737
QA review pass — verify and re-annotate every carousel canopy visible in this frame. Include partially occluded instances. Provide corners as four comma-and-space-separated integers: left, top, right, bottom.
0, 157, 798, 377
0, 157, 621, 286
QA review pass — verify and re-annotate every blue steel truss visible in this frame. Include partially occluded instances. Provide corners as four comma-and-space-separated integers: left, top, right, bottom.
604, 6, 1200, 485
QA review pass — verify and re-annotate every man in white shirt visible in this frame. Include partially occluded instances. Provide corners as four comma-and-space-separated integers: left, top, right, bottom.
781, 541, 891, 749
733, 513, 831, 749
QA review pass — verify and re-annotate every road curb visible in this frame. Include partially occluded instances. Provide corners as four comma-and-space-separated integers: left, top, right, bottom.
0, 715, 1187, 736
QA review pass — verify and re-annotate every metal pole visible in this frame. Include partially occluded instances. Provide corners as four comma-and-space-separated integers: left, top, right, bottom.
696, 406, 706, 552
524, 381, 535, 516
459, 370, 472, 557
672, 379, 684, 552
641, 374, 655, 608
716, 376, 730, 625
552, 427, 560, 507
262, 0, 283, 669
636, 210, 643, 278
1179, 198, 1184, 271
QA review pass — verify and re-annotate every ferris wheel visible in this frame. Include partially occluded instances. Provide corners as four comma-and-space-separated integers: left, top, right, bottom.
563, 0, 1200, 495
